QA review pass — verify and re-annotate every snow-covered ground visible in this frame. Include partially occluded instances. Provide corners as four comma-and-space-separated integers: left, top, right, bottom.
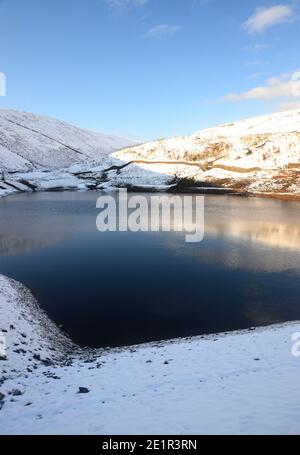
1, 274, 300, 435
0, 157, 177, 198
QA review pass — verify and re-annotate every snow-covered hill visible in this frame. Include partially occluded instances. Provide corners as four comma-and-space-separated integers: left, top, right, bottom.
115, 109, 300, 167
0, 109, 135, 172
113, 109, 300, 198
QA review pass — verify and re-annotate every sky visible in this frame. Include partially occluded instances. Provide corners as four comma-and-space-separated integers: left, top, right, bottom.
0, 0, 299, 140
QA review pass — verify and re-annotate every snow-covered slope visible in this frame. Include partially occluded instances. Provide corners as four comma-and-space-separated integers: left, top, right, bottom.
1, 275, 300, 435
113, 109, 300, 198
116, 109, 300, 166
0, 109, 135, 172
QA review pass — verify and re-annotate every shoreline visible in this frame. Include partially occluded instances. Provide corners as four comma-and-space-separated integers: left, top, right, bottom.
2, 272, 299, 365
1, 183, 300, 202
1, 274, 300, 434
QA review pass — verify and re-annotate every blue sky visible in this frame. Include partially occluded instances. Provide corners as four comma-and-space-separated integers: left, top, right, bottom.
0, 0, 299, 140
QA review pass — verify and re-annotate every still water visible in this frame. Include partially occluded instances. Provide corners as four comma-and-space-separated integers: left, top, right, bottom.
0, 192, 299, 348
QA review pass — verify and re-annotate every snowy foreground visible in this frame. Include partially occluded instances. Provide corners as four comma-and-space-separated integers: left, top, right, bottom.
1, 275, 300, 435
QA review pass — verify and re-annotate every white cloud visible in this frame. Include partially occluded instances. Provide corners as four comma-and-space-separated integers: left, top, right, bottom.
223, 72, 300, 102
106, 0, 147, 8
248, 71, 268, 80
145, 24, 182, 38
276, 100, 300, 111
253, 43, 274, 51
243, 5, 293, 33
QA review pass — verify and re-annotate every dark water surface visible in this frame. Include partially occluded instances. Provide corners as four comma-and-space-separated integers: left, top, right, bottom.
0, 191, 300, 348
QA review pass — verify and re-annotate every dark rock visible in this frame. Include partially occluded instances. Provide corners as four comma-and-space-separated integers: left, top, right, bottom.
41, 359, 54, 366
78, 387, 90, 394
0, 394, 5, 410
10, 389, 23, 397
13, 349, 26, 355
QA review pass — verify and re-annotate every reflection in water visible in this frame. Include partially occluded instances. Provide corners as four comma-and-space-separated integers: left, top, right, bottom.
205, 197, 300, 251
0, 192, 300, 347
0, 192, 94, 255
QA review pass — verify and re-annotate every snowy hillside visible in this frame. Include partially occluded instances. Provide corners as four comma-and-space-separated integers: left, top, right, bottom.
1, 274, 300, 435
113, 109, 300, 198
115, 109, 300, 166
0, 109, 299, 199
0, 109, 135, 172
